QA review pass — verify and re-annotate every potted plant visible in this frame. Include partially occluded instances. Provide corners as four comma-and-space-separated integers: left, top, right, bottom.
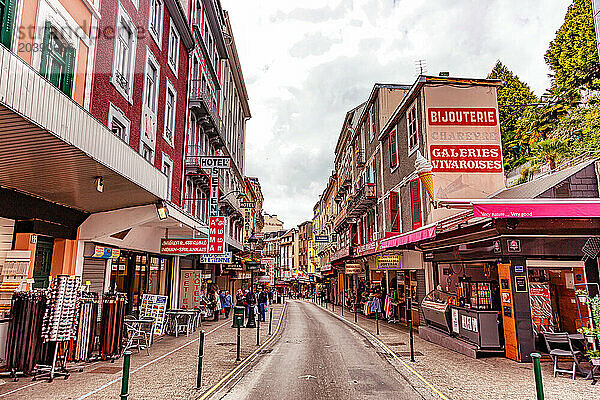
578, 327, 598, 343
576, 289, 588, 304
586, 350, 600, 366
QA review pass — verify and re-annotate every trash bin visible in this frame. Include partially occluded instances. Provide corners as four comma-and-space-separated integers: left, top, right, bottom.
233, 306, 245, 328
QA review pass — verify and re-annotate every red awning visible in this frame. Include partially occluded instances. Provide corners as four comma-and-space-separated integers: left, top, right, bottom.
381, 224, 437, 249
471, 199, 600, 218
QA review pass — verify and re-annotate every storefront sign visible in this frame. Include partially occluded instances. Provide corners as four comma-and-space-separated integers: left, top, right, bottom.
428, 108, 498, 126
235, 271, 252, 279
331, 246, 351, 261
199, 252, 232, 264
355, 239, 381, 257
315, 235, 329, 243
160, 239, 208, 254
180, 270, 203, 309
508, 240, 521, 253
320, 263, 332, 272
256, 275, 270, 283
91, 245, 121, 259
345, 263, 361, 275
376, 255, 401, 270
515, 276, 528, 292
209, 217, 226, 253
430, 145, 502, 173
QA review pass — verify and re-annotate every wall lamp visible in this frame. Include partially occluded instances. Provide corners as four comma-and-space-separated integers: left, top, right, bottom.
156, 201, 169, 220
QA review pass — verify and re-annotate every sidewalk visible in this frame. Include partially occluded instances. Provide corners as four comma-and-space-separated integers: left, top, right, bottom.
314, 299, 598, 400
0, 302, 285, 400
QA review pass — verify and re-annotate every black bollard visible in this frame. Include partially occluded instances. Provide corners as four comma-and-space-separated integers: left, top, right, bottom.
196, 330, 205, 389
236, 325, 241, 362
256, 311, 260, 346
354, 303, 357, 323
269, 308, 273, 335
376, 311, 380, 335
409, 320, 415, 362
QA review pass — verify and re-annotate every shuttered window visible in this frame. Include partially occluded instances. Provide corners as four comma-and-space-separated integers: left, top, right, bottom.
40, 22, 75, 97
410, 179, 422, 229
390, 191, 400, 233
389, 128, 398, 169
0, 0, 15, 49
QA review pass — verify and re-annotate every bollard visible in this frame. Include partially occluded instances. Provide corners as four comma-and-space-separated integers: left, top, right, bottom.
196, 330, 205, 389
341, 300, 344, 316
332, 300, 335, 313
531, 353, 544, 400
409, 320, 415, 362
120, 351, 131, 400
256, 311, 260, 346
269, 308, 273, 335
376, 311, 380, 335
236, 325, 241, 362
354, 303, 357, 323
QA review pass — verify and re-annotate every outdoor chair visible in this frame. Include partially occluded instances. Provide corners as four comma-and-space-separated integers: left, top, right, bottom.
123, 318, 154, 356
542, 332, 585, 380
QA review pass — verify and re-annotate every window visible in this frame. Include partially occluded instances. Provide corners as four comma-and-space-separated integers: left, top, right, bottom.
0, 0, 15, 49
148, 0, 163, 47
40, 22, 75, 96
144, 50, 160, 113
112, 5, 137, 101
194, 0, 202, 26
369, 106, 375, 142
167, 21, 179, 75
162, 154, 173, 200
185, 180, 193, 213
389, 191, 400, 233
163, 79, 176, 146
187, 115, 197, 157
407, 105, 418, 153
389, 128, 398, 169
410, 179, 422, 229
108, 103, 130, 142
142, 144, 153, 162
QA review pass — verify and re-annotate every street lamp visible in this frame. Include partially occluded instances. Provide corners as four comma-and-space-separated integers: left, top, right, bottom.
219, 190, 245, 201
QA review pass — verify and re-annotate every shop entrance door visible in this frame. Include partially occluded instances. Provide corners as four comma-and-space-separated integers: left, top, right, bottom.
33, 236, 54, 289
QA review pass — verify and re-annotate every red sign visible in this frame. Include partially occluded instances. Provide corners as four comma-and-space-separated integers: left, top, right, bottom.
428, 108, 498, 126
430, 145, 502, 173
161, 238, 207, 254
355, 239, 381, 257
208, 216, 225, 253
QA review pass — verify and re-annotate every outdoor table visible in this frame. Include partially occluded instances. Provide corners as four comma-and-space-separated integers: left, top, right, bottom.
123, 318, 155, 354
165, 310, 197, 337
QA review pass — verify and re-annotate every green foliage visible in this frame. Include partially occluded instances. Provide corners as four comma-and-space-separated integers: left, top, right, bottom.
545, 0, 599, 97
529, 137, 570, 170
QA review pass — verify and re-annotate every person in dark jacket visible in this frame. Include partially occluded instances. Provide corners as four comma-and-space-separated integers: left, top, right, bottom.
222, 291, 233, 318
257, 288, 268, 322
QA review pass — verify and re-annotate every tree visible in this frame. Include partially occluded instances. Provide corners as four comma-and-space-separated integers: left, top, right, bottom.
545, 0, 599, 98
488, 61, 539, 170
530, 137, 570, 170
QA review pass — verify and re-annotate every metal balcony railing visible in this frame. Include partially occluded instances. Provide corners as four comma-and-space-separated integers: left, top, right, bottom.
355, 149, 365, 166
347, 184, 376, 218
188, 80, 226, 145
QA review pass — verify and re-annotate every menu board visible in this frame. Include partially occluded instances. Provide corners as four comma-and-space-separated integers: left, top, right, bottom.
140, 294, 168, 336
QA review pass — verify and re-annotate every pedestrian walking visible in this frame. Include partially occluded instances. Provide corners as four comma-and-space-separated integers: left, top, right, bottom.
258, 287, 268, 322
267, 288, 273, 305
213, 291, 222, 322
223, 291, 233, 318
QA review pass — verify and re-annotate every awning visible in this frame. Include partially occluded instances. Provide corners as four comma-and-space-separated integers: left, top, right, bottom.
471, 199, 600, 219
381, 223, 437, 249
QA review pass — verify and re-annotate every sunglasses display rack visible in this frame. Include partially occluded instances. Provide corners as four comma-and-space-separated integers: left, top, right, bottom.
4, 291, 47, 380
34, 275, 82, 382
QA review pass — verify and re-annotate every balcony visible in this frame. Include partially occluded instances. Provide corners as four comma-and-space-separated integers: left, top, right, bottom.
347, 185, 377, 218
0, 44, 167, 213
188, 80, 226, 150
333, 206, 349, 232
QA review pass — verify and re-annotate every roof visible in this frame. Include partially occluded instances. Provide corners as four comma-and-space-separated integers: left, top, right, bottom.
334, 102, 367, 157
493, 159, 597, 199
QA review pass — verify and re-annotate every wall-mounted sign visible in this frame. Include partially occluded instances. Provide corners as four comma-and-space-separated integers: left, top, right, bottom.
315, 235, 329, 243
199, 252, 232, 264
160, 239, 207, 254
240, 202, 255, 209
355, 239, 381, 257
179, 270, 203, 309
493, 240, 501, 254
376, 255, 401, 270
245, 261, 260, 271
507, 239, 521, 253
430, 144, 503, 173
92, 245, 121, 259
200, 156, 230, 169
331, 246, 351, 261
515, 276, 528, 293
514, 265, 524, 273
428, 108, 498, 126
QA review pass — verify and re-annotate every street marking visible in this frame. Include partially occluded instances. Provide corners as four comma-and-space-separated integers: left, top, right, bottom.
313, 301, 451, 400
298, 374, 316, 380
197, 303, 287, 400
76, 319, 232, 400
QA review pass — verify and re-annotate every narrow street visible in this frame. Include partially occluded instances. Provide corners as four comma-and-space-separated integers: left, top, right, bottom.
214, 300, 422, 400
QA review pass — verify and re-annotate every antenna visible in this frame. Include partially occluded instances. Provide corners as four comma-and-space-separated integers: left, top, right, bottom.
415, 59, 427, 76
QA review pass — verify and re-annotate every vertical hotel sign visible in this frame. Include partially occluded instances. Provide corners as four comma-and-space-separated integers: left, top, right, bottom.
200, 156, 230, 217
424, 85, 506, 206
208, 216, 226, 253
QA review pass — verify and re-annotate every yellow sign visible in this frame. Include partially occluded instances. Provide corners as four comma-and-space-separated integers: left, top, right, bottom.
376, 255, 401, 270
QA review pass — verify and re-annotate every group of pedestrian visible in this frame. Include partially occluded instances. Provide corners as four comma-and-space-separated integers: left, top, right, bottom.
208, 286, 275, 324
208, 289, 233, 321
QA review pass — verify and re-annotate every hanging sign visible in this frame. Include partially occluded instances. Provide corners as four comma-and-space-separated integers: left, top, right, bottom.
345, 263, 361, 275
315, 235, 329, 243
208, 217, 226, 253
161, 238, 207, 254
199, 252, 232, 264
376, 254, 401, 270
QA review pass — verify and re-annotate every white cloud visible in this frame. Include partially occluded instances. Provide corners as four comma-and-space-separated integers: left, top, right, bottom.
223, 0, 571, 228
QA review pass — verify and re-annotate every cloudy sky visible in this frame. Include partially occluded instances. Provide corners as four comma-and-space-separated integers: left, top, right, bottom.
223, 0, 571, 228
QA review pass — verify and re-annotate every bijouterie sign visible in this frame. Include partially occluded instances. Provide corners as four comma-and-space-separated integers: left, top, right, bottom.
428, 108, 498, 126
430, 144, 503, 173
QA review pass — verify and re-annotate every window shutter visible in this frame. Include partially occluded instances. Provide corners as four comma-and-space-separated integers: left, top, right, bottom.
389, 129, 397, 168
390, 191, 399, 232
0, 0, 15, 49
410, 179, 422, 229
40, 21, 52, 77
62, 46, 76, 97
